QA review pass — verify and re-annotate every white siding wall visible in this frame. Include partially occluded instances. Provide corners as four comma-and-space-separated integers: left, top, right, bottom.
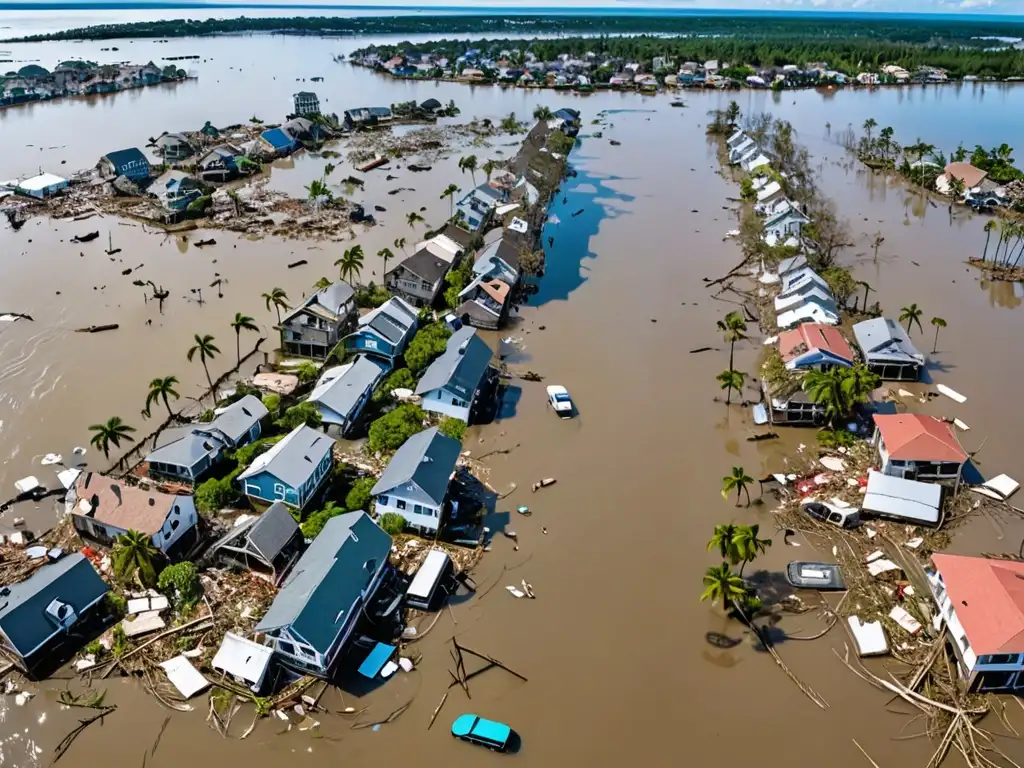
420, 387, 471, 422
375, 494, 440, 533
927, 570, 979, 674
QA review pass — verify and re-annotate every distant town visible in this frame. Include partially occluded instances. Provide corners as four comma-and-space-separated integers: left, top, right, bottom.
1, 59, 189, 107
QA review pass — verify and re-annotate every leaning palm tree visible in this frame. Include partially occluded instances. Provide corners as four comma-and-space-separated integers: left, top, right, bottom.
406, 211, 425, 230
88, 417, 136, 460
313, 276, 333, 291
394, 236, 408, 256
111, 529, 159, 587
930, 316, 947, 354
145, 376, 180, 420
186, 334, 220, 398
982, 219, 997, 262
722, 466, 754, 507
230, 313, 259, 364
335, 244, 365, 286
700, 563, 747, 611
716, 311, 747, 374
716, 369, 745, 405
377, 247, 395, 278
802, 367, 849, 427
899, 303, 924, 335
458, 154, 478, 186
733, 524, 772, 574
261, 287, 290, 325
532, 104, 554, 122
707, 523, 741, 564
440, 183, 460, 218
305, 178, 333, 210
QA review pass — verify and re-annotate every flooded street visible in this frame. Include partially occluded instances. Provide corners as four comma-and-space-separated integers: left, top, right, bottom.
3, 24, 1024, 768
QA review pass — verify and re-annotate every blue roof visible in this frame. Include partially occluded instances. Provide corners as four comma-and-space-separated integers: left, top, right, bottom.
451, 714, 511, 745
103, 147, 149, 172
260, 128, 295, 151
357, 642, 395, 678
371, 427, 461, 505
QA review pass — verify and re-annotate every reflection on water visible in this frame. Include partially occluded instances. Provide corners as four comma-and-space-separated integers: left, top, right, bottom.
981, 277, 1024, 309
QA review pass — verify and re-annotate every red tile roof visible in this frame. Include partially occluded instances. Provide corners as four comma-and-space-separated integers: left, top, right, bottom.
944, 162, 988, 190
872, 414, 967, 463
778, 323, 854, 364
932, 554, 1024, 655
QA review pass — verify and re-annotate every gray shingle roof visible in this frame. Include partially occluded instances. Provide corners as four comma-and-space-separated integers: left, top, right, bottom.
394, 249, 450, 285
852, 317, 925, 366
281, 282, 355, 325
145, 431, 224, 469
237, 424, 335, 488
415, 326, 494, 401
370, 427, 461, 505
210, 395, 269, 444
254, 512, 391, 655
308, 355, 385, 424
358, 297, 417, 344
0, 554, 108, 659
247, 502, 300, 563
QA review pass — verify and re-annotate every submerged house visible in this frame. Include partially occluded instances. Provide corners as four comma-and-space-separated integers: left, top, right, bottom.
385, 248, 451, 308
198, 144, 244, 183
852, 317, 925, 381
371, 427, 461, 534
927, 554, 1024, 692
67, 472, 199, 556
306, 354, 387, 436
97, 147, 151, 182
872, 414, 968, 485
293, 91, 320, 116
778, 323, 854, 371
764, 203, 810, 240
254, 511, 392, 678
341, 297, 418, 366
143, 395, 268, 483
209, 501, 303, 583
149, 170, 203, 211
0, 554, 109, 676
415, 326, 494, 422
454, 184, 505, 232
278, 282, 356, 360
237, 424, 335, 510
456, 275, 512, 329
258, 127, 299, 158
154, 132, 196, 162
776, 290, 840, 330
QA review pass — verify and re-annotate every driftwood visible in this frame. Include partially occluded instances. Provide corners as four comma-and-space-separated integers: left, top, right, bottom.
74, 324, 119, 333
194, 239, 216, 248
287, 259, 308, 268
689, 346, 715, 354
71, 231, 100, 243
53, 706, 116, 764
746, 432, 779, 442
427, 691, 448, 730
0, 312, 33, 321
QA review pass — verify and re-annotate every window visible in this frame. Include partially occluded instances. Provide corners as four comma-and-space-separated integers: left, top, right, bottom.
960, 634, 971, 651
365, 338, 378, 349
278, 641, 295, 656
987, 654, 1018, 665
273, 483, 286, 500
170, 519, 179, 531
378, 495, 389, 507
414, 504, 423, 515
396, 499, 407, 510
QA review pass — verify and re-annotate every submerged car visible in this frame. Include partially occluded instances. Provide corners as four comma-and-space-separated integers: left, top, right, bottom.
801, 499, 860, 529
786, 561, 846, 591
451, 714, 512, 752
546, 385, 574, 417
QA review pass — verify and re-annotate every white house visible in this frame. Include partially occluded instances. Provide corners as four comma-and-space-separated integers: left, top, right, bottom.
774, 268, 836, 315
764, 205, 810, 240
742, 153, 771, 173
927, 554, 1024, 691
755, 180, 784, 208
371, 427, 461, 534
776, 296, 840, 330
729, 137, 756, 164
306, 354, 386, 436
415, 326, 494, 422
872, 414, 968, 485
67, 472, 198, 556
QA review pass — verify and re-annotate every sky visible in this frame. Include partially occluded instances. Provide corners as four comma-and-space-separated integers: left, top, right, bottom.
0, 0, 1015, 14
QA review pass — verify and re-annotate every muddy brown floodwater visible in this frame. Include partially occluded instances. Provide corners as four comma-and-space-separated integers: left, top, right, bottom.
2, 30, 1024, 768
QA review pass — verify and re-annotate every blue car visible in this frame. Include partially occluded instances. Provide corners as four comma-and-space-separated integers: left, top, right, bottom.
451, 714, 512, 752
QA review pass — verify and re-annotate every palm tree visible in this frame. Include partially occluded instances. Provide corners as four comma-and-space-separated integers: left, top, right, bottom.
947, 177, 966, 221
930, 316, 947, 354
261, 287, 290, 325
187, 334, 220, 397
858, 281, 873, 312
700, 563, 747, 610
394, 237, 408, 256
324, 162, 336, 177
305, 178, 333, 209
722, 466, 754, 507
716, 369, 745, 405
440, 183, 460, 218
230, 313, 259, 364
707, 523, 740, 564
733, 524, 772, 574
870, 232, 884, 262
716, 311, 747, 374
406, 211, 425, 229
88, 416, 136, 460
377, 247, 395, 278
802, 367, 849, 427
335, 244, 365, 286
111, 529, 159, 587
532, 105, 554, 122
725, 101, 741, 126
982, 219, 997, 262
458, 154, 478, 186
145, 376, 180, 420
899, 303, 924, 335
313, 276, 333, 291
862, 117, 877, 145
879, 126, 894, 163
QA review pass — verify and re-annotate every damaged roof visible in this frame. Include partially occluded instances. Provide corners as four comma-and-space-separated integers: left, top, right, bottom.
72, 472, 185, 535
415, 326, 494, 400
371, 427, 461, 504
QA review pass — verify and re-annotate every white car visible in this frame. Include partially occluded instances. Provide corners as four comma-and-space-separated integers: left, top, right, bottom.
546, 385, 574, 417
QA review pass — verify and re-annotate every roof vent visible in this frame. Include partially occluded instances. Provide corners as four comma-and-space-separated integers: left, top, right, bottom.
0, 587, 10, 597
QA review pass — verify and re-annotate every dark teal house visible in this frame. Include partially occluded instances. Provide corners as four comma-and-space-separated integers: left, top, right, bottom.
237, 424, 335, 510
98, 147, 151, 182
341, 296, 418, 368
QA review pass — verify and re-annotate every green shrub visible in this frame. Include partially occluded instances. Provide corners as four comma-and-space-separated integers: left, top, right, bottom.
438, 417, 467, 442
261, 393, 281, 415
739, 177, 756, 201
354, 282, 392, 309
295, 361, 320, 383
380, 512, 407, 535
368, 404, 427, 453
157, 561, 202, 606
195, 477, 237, 513
373, 368, 416, 403
83, 640, 105, 658
301, 502, 346, 539
111, 625, 129, 657
105, 592, 127, 618
232, 440, 269, 469
405, 323, 452, 374
186, 195, 211, 217
197, 409, 215, 423
345, 477, 376, 511
275, 401, 323, 430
